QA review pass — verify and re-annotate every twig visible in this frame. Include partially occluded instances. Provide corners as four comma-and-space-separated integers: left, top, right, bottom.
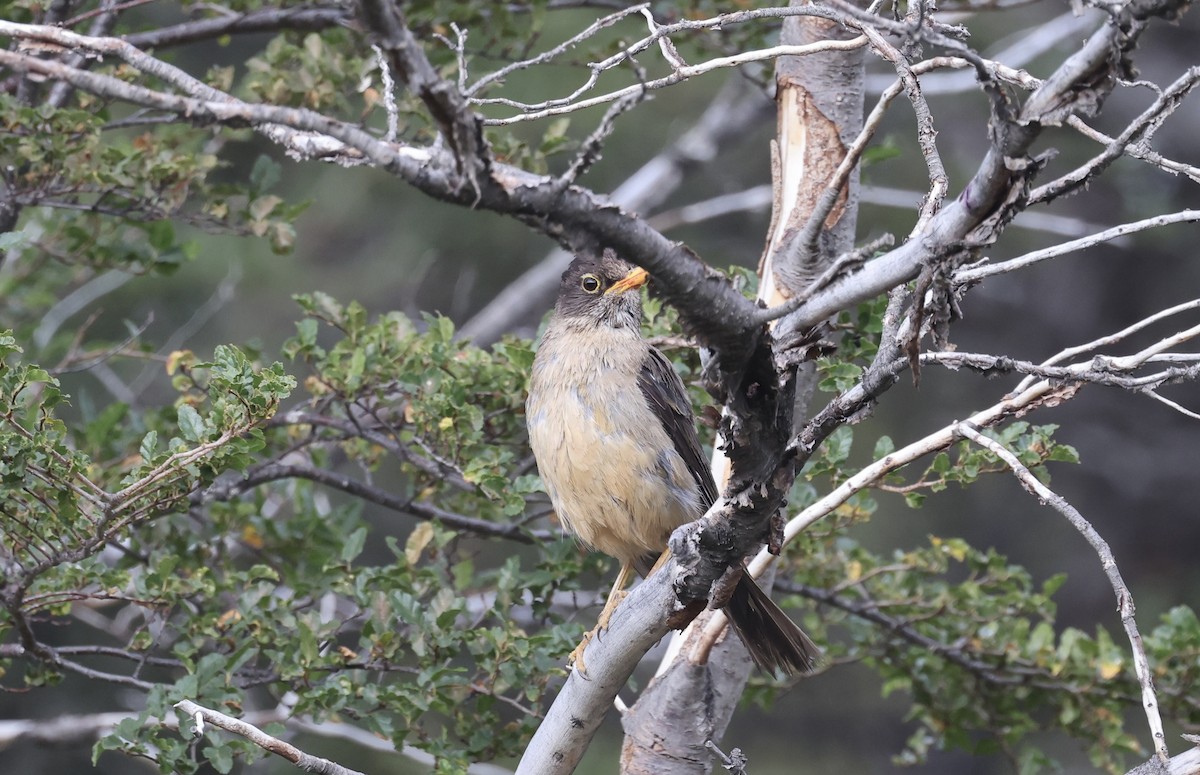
866, 10, 1095, 95
555, 90, 644, 189
1030, 66, 1200, 204
61, 0, 160, 28
1067, 115, 1200, 184
700, 303, 1200, 651
122, 6, 349, 50
752, 235, 894, 325
954, 211, 1200, 285
432, 22, 470, 94
705, 740, 749, 774
640, 7, 688, 69
0, 20, 382, 166
1142, 391, 1200, 421
858, 26, 948, 228
174, 699, 367, 775
480, 37, 867, 125
471, 5, 868, 122
371, 44, 399, 143
917, 350, 1200, 393
467, 4, 649, 96
1015, 298, 1200, 393
955, 423, 1169, 764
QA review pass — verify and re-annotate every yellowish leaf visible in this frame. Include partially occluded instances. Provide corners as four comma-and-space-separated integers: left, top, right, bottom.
406, 522, 435, 565
166, 349, 194, 375
216, 609, 242, 630
241, 525, 264, 549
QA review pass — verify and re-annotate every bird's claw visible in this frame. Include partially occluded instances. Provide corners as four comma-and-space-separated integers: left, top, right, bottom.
568, 629, 595, 678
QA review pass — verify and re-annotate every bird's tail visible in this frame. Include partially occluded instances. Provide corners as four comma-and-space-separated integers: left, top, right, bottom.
725, 574, 820, 675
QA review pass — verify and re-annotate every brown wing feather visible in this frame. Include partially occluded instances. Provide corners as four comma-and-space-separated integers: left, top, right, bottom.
636, 346, 718, 508
638, 346, 820, 675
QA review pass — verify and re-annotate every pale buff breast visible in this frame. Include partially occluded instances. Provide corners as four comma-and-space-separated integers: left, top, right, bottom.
527, 322, 704, 568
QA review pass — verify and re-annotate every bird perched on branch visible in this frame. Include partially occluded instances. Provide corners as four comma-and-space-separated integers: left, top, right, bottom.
526, 249, 818, 675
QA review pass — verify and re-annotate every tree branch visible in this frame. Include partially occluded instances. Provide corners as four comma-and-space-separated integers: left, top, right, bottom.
122, 5, 350, 50
220, 461, 552, 544
956, 423, 1169, 764
772, 0, 1189, 345
174, 699, 367, 775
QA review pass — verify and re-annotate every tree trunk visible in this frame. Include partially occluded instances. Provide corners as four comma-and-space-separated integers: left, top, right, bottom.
618, 4, 866, 773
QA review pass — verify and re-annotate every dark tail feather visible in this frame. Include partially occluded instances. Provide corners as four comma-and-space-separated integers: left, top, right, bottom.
725, 575, 820, 675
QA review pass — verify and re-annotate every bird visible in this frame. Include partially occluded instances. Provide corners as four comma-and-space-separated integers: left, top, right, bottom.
525, 248, 819, 676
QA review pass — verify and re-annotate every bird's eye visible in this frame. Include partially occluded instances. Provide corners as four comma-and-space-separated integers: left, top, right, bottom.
580, 274, 601, 294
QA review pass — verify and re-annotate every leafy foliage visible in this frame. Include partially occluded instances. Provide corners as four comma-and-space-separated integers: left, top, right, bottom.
0, 2, 1196, 774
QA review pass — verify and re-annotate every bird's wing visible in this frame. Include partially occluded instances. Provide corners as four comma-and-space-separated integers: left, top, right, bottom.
637, 346, 719, 508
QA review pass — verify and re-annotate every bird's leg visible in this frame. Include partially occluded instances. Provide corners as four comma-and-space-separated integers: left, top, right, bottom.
569, 562, 633, 675
595, 561, 633, 630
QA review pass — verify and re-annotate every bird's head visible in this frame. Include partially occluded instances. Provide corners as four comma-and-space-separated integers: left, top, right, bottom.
554, 249, 649, 331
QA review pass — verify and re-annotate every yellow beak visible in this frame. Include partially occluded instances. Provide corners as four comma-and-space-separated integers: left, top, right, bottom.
605, 266, 649, 295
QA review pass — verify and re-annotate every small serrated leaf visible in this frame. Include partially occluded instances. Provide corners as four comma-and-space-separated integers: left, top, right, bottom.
178, 404, 206, 442
139, 431, 158, 461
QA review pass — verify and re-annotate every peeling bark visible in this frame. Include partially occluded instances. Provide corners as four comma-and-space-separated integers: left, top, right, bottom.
617, 5, 867, 774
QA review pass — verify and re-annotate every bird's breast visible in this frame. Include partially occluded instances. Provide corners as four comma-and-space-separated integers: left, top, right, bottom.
526, 328, 702, 566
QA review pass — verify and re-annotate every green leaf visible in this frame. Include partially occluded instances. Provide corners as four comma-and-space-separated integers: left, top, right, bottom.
177, 404, 207, 442
204, 742, 235, 774
824, 426, 853, 465
0, 229, 30, 251
341, 526, 368, 564
250, 154, 281, 193
139, 431, 158, 461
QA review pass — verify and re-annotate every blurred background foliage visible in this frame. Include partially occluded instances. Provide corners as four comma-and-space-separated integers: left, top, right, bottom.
1, 1, 1199, 773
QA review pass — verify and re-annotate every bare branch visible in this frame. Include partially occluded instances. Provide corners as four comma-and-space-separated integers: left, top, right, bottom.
1067, 115, 1200, 183
0, 704, 513, 775
122, 5, 350, 50
466, 4, 649, 96
1142, 390, 1200, 420
371, 44, 399, 144
555, 89, 644, 190
865, 10, 1099, 95
222, 461, 552, 544
752, 235, 895, 325
480, 36, 867, 125
1017, 298, 1200, 392
919, 350, 1200, 393
1030, 66, 1200, 205
174, 699, 367, 775
0, 20, 388, 167
955, 210, 1200, 284
726, 300, 1200, 648
773, 0, 1188, 344
470, 5, 871, 124
858, 27, 948, 229
956, 423, 1169, 764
